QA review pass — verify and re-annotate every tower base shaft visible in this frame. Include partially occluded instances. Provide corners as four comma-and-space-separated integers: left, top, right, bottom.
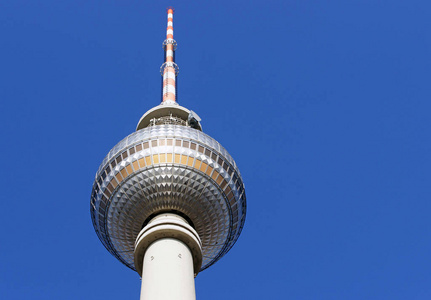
140, 237, 196, 300
135, 214, 202, 300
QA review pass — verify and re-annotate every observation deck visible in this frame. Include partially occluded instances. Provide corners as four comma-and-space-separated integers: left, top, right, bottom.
91, 117, 246, 271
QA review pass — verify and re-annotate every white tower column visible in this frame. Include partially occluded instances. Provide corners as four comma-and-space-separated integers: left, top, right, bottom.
134, 214, 203, 300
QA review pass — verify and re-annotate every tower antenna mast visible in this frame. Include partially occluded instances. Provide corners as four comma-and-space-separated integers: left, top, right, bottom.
160, 7, 179, 104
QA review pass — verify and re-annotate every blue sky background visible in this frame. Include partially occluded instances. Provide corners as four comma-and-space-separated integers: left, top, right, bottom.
1, 1, 430, 299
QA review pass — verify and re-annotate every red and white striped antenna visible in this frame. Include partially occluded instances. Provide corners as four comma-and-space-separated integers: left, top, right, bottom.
160, 7, 179, 104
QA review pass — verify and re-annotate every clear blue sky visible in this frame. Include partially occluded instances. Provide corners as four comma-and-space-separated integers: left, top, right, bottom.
1, 1, 430, 299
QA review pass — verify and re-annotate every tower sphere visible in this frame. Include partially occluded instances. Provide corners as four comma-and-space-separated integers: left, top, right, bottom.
90, 103, 247, 272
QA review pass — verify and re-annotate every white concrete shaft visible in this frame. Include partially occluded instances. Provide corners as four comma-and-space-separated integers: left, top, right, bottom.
135, 213, 203, 300
140, 237, 196, 300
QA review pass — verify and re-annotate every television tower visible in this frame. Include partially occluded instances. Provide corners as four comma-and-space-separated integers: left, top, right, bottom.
90, 8, 246, 300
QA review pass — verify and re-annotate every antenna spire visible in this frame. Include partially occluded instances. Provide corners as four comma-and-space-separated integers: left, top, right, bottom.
160, 7, 179, 104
